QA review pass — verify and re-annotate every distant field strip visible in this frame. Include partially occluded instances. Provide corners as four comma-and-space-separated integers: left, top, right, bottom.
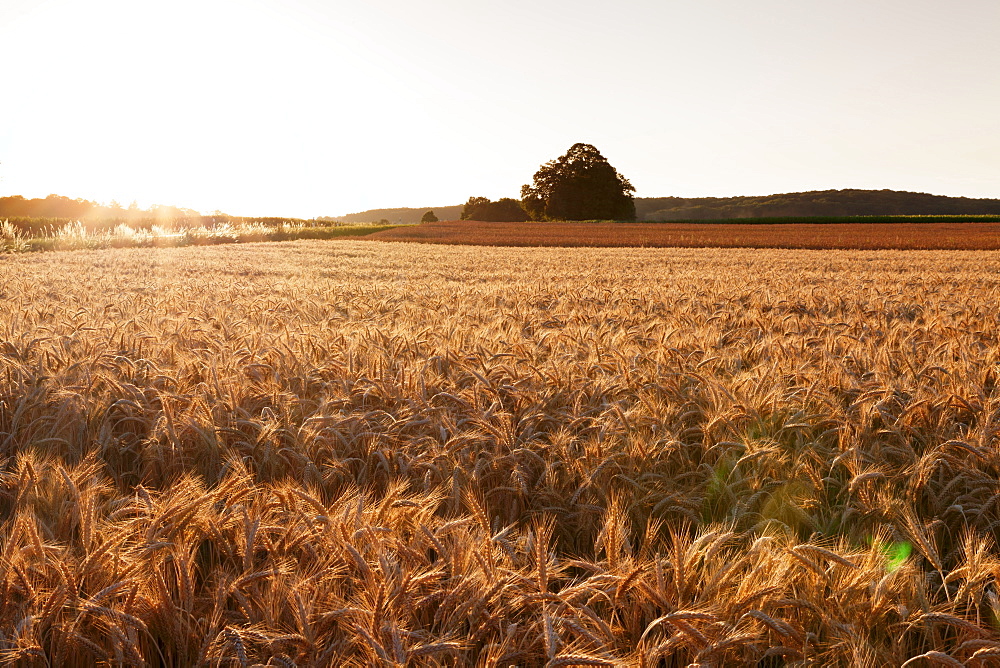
5, 241, 1000, 664
369, 219, 1000, 249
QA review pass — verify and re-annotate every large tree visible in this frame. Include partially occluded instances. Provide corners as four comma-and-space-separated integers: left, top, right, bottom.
521, 143, 636, 221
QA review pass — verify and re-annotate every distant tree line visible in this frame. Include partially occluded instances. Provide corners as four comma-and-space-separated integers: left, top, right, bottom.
0, 195, 200, 220
635, 189, 1000, 220
447, 188, 1000, 224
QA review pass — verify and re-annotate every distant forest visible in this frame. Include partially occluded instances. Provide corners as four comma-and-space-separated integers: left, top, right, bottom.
330, 190, 1000, 223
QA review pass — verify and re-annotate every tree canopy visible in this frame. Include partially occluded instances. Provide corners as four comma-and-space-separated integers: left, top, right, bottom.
521, 143, 635, 221
420, 210, 439, 223
459, 197, 530, 222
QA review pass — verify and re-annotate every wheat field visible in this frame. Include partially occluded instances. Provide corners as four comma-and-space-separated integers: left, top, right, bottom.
2, 240, 1000, 666
369, 220, 1000, 250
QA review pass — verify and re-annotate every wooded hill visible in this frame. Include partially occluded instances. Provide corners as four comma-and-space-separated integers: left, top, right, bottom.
635, 189, 1000, 220
330, 190, 1000, 223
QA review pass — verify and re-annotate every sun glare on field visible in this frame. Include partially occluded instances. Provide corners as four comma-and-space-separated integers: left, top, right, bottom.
1, 0, 431, 216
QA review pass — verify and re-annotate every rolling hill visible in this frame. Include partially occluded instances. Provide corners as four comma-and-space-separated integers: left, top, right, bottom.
634, 189, 1000, 220
321, 205, 464, 225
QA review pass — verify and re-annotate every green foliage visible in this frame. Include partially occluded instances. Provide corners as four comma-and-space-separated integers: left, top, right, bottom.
883, 541, 913, 573
459, 196, 530, 222
420, 210, 439, 223
460, 197, 489, 220
521, 143, 636, 221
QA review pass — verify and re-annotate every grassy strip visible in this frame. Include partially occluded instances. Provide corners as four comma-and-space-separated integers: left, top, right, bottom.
0, 221, 400, 254
1, 214, 328, 236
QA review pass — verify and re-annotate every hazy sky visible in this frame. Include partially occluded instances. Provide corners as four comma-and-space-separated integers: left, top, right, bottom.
1, 0, 998, 217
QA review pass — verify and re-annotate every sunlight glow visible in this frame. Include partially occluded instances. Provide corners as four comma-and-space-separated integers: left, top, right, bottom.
2, 0, 998, 216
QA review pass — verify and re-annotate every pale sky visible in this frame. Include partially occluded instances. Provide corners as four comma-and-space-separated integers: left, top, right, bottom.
1, 0, 998, 218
